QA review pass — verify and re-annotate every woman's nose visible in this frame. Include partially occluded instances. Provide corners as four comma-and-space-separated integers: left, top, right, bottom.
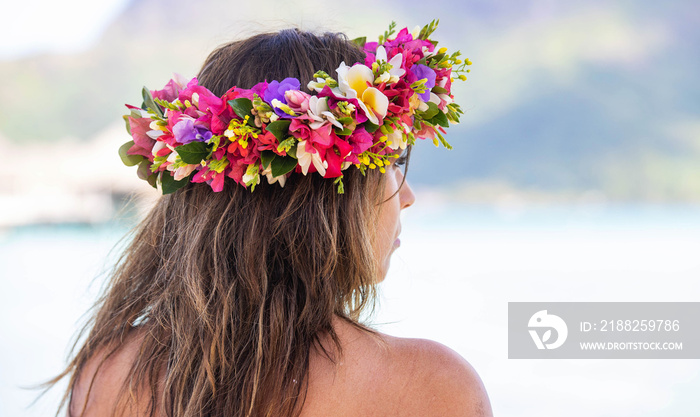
400, 180, 416, 210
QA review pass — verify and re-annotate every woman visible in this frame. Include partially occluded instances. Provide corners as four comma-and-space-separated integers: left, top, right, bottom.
53, 23, 492, 417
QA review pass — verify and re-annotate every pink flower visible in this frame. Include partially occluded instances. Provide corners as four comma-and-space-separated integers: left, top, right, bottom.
211, 88, 241, 135
210, 172, 225, 192
346, 126, 374, 160
127, 116, 156, 159
226, 160, 247, 185
177, 84, 224, 116
382, 79, 413, 115
285, 89, 311, 113
192, 167, 225, 192
289, 114, 334, 149
151, 74, 190, 102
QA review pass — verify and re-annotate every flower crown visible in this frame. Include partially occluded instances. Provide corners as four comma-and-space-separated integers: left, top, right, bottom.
119, 20, 471, 194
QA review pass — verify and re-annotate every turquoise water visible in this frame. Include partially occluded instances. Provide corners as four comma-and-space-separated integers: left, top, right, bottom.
2, 204, 699, 417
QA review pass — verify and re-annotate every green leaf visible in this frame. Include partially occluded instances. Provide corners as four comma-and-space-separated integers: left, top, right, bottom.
137, 159, 153, 181
429, 53, 445, 63
336, 116, 353, 125
260, 150, 277, 169
228, 98, 255, 126
142, 87, 163, 117
266, 119, 292, 142
380, 21, 397, 44
364, 122, 380, 133
334, 176, 345, 194
436, 131, 453, 150
418, 19, 439, 40
431, 86, 449, 95
432, 110, 449, 128
118, 141, 145, 167
420, 101, 440, 119
146, 173, 158, 188
277, 137, 297, 154
336, 126, 353, 136
351, 36, 367, 48
287, 143, 298, 159
270, 155, 298, 177
160, 172, 189, 194
123, 115, 132, 135
177, 141, 209, 164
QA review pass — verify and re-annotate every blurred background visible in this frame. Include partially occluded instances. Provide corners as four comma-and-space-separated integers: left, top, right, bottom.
1, 0, 699, 416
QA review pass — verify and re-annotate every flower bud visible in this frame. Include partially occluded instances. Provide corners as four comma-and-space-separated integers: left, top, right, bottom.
285, 89, 311, 113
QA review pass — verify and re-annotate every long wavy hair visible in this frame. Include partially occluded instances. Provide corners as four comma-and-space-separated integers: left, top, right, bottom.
50, 29, 392, 417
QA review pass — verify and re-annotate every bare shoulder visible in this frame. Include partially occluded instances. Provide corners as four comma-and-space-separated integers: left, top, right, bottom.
69, 330, 148, 417
382, 335, 493, 417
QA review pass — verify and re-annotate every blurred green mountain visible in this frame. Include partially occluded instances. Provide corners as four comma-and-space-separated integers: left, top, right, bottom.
1, 0, 699, 201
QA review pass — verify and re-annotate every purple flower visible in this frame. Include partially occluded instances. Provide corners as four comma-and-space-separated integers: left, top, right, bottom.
410, 64, 436, 101
173, 118, 213, 144
264, 78, 301, 118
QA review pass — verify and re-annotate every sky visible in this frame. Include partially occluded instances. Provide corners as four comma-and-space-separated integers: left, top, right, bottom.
0, 0, 130, 59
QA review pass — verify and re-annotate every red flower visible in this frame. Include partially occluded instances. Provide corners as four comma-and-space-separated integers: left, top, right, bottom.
323, 136, 354, 178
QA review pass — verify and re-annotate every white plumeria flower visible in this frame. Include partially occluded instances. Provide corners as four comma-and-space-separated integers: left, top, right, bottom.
296, 140, 328, 176
147, 129, 165, 139
375, 72, 391, 84
411, 25, 421, 39
173, 164, 196, 181
435, 78, 453, 106
374, 46, 405, 81
418, 92, 444, 112
438, 93, 453, 106
386, 122, 411, 150
335, 62, 389, 125
307, 96, 343, 130
261, 165, 287, 187
147, 120, 165, 139
307, 77, 328, 92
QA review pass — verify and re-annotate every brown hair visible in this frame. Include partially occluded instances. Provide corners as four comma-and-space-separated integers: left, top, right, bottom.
50, 29, 391, 417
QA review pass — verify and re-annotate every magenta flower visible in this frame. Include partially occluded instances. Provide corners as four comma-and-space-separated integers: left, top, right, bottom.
151, 74, 191, 102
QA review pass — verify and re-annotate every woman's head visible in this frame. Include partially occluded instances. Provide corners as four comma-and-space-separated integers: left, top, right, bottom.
197, 28, 367, 95
190, 28, 413, 284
